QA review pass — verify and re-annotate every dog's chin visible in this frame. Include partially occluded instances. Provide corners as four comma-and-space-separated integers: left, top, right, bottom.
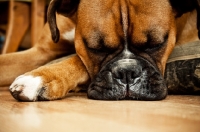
87, 58, 167, 101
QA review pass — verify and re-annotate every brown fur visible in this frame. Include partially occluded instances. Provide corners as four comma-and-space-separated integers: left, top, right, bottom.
0, 15, 75, 86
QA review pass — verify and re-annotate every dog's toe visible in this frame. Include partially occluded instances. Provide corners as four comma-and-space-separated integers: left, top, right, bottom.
9, 85, 28, 101
9, 75, 43, 101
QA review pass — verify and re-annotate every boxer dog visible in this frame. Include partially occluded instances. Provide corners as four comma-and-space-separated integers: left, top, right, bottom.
0, 0, 199, 101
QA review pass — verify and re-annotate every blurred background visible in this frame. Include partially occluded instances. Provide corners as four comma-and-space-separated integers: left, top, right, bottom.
0, 0, 51, 54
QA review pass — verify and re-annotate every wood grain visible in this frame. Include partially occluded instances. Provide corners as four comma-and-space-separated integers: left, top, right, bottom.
31, 0, 45, 46
0, 87, 200, 132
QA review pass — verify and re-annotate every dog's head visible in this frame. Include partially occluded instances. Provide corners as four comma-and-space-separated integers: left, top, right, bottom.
47, 0, 200, 100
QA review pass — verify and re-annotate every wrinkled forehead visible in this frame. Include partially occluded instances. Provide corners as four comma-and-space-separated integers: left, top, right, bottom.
76, 0, 173, 36
76, 0, 173, 45
77, 0, 172, 18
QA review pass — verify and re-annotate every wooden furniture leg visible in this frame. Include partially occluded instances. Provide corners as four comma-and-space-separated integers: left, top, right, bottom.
31, 0, 45, 46
2, 0, 30, 54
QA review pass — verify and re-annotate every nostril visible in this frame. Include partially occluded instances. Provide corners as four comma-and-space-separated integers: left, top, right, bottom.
130, 66, 142, 79
131, 72, 139, 79
114, 70, 124, 80
113, 69, 142, 82
131, 71, 141, 79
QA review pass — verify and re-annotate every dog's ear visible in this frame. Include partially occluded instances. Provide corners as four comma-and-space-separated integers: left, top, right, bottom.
47, 0, 80, 43
170, 0, 200, 38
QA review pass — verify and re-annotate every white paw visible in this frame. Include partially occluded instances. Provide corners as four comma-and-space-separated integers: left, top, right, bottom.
9, 75, 43, 101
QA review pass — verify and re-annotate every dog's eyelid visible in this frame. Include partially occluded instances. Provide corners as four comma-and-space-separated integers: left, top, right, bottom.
145, 33, 169, 52
148, 32, 169, 45
83, 36, 118, 54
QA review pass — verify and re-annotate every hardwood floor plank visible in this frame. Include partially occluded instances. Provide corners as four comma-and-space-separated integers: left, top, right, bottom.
0, 87, 200, 132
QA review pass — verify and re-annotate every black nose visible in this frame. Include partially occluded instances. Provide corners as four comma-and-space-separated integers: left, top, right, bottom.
111, 59, 142, 84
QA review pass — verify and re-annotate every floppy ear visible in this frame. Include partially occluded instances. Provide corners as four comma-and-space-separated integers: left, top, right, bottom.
170, 0, 200, 38
47, 0, 80, 43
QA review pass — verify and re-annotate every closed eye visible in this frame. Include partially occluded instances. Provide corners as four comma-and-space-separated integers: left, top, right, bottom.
84, 37, 119, 54
144, 41, 165, 52
144, 34, 168, 52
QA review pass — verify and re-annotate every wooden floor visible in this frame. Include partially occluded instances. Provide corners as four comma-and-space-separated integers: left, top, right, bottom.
0, 87, 200, 132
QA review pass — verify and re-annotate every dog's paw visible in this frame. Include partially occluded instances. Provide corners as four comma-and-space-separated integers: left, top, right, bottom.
9, 75, 48, 101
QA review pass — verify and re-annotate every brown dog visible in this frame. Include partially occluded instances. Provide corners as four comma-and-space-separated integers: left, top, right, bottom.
0, 0, 199, 101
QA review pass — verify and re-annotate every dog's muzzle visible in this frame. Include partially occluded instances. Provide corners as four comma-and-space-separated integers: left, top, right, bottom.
87, 50, 167, 100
